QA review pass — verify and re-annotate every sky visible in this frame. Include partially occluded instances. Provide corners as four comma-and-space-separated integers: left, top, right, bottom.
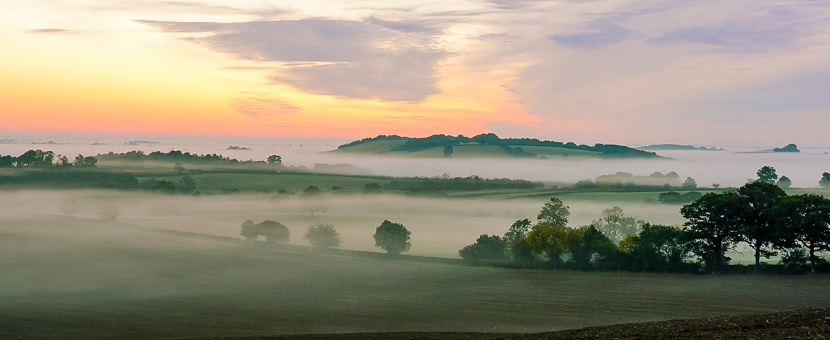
2, 0, 830, 146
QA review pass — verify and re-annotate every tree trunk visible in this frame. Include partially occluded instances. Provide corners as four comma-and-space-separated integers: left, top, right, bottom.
809, 247, 816, 274
754, 241, 761, 274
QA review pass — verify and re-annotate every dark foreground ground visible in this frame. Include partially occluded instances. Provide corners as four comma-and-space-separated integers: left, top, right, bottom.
207, 307, 830, 339
2, 215, 830, 339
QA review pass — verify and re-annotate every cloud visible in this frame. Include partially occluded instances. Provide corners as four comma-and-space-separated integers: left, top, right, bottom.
232, 97, 302, 118
548, 18, 642, 48
26, 28, 78, 34
650, 2, 823, 52
140, 19, 446, 102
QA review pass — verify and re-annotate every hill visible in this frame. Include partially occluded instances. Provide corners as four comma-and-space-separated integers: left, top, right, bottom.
639, 144, 723, 151
334, 133, 662, 159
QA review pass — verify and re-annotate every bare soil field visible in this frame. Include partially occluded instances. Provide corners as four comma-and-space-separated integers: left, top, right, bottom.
2, 215, 829, 340
216, 307, 830, 340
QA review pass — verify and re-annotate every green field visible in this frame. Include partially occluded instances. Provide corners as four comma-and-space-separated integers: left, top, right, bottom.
3, 215, 830, 340
137, 171, 390, 193
329, 140, 408, 154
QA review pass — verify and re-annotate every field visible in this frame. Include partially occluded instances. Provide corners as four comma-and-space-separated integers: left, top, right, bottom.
135, 171, 390, 193
2, 214, 830, 340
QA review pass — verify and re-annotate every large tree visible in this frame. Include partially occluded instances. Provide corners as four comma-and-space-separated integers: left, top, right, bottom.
257, 220, 290, 244
756, 166, 778, 184
681, 192, 743, 273
820, 172, 830, 189
373, 220, 411, 255
737, 181, 787, 271
774, 194, 830, 273
525, 223, 570, 267
503, 218, 532, 249
304, 223, 341, 249
590, 206, 644, 244
537, 198, 570, 226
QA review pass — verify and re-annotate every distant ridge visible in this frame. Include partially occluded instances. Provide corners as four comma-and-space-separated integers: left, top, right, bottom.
639, 144, 723, 151
335, 133, 662, 159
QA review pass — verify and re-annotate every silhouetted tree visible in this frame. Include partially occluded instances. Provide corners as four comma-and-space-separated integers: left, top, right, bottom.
537, 198, 570, 226
373, 220, 411, 255
820, 172, 830, 189
240, 219, 257, 241
566, 225, 617, 270
778, 176, 792, 189
756, 166, 778, 184
257, 220, 290, 244
459, 235, 509, 261
58, 199, 81, 216
682, 177, 697, 190
267, 155, 282, 166
737, 181, 787, 271
503, 218, 532, 249
774, 194, 830, 273
304, 223, 341, 249
681, 192, 743, 273
443, 145, 453, 157
620, 224, 691, 272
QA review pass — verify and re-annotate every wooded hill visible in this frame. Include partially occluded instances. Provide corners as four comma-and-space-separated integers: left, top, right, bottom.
335, 133, 662, 158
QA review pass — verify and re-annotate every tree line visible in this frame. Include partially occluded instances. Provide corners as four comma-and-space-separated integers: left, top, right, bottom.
0, 149, 97, 168
459, 180, 830, 274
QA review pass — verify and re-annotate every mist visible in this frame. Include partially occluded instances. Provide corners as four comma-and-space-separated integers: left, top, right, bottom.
3, 136, 828, 188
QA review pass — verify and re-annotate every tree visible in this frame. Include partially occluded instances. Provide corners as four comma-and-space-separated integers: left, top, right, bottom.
304, 223, 341, 249
362, 182, 383, 194
503, 218, 532, 248
737, 181, 787, 271
267, 155, 282, 167
240, 219, 258, 241
257, 220, 290, 244
590, 206, 644, 244
712, 183, 720, 189
566, 225, 617, 270
756, 166, 778, 184
525, 223, 570, 267
459, 235, 509, 261
681, 192, 743, 273
820, 172, 830, 188
537, 198, 570, 226
777, 176, 792, 189
774, 194, 830, 273
58, 199, 81, 216
178, 175, 197, 193
623, 224, 691, 272
56, 155, 70, 167
443, 145, 453, 157
173, 162, 185, 173
682, 177, 697, 190
373, 220, 411, 254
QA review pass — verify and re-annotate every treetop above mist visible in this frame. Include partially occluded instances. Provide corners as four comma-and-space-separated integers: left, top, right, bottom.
336, 133, 662, 158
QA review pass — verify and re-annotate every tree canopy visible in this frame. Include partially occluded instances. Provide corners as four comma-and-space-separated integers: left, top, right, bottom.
373, 220, 411, 255
537, 198, 570, 226
304, 223, 341, 249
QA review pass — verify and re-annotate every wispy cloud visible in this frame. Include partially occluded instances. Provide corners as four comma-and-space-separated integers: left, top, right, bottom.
26, 28, 80, 34
140, 19, 447, 102
232, 97, 302, 118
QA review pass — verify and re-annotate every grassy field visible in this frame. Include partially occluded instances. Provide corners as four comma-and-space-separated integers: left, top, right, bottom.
136, 171, 390, 193
2, 215, 829, 340
329, 140, 408, 154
